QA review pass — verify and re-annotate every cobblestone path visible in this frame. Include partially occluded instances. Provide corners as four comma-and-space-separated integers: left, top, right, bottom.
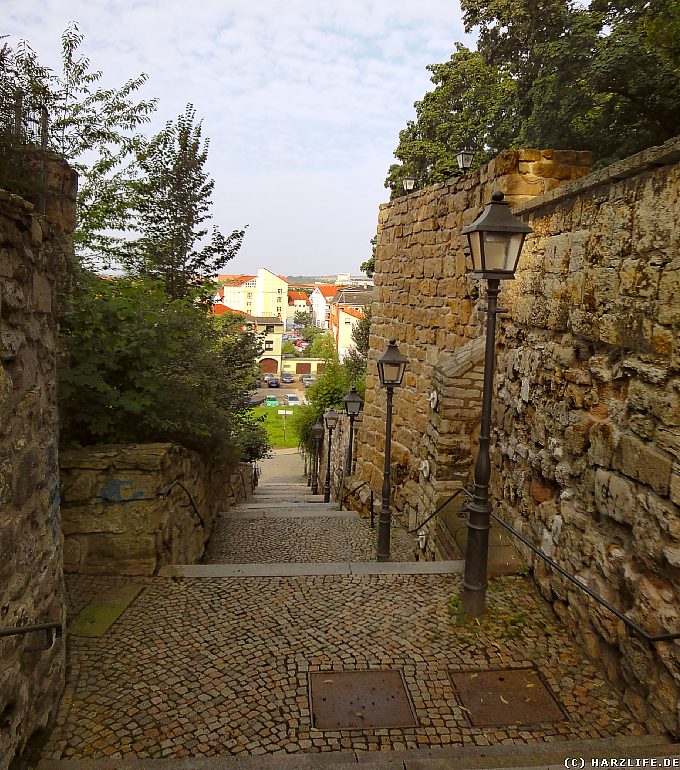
39, 450, 647, 762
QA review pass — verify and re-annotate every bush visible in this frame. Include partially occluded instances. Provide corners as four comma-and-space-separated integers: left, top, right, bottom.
59, 273, 269, 462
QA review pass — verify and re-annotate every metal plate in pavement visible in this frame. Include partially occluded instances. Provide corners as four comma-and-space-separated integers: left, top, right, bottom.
309, 670, 418, 729
450, 667, 567, 727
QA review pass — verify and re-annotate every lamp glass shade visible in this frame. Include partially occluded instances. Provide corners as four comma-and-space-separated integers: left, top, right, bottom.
402, 175, 416, 192
456, 150, 474, 170
377, 339, 408, 387
324, 408, 339, 429
311, 421, 324, 439
343, 387, 363, 416
461, 191, 532, 279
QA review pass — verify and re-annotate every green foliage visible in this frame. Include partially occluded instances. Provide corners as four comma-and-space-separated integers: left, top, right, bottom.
461, 0, 680, 165
385, 44, 517, 196
307, 332, 336, 360
341, 308, 371, 395
2, 23, 157, 262
294, 310, 312, 326
123, 104, 245, 298
252, 406, 299, 449
360, 235, 377, 278
291, 357, 349, 453
281, 340, 299, 356
387, 3, 680, 188
59, 273, 269, 462
301, 324, 325, 343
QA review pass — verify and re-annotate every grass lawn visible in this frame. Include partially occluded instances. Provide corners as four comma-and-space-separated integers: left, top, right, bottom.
253, 405, 300, 449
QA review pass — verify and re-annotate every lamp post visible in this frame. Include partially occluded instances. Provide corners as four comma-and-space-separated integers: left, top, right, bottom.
342, 386, 363, 474
311, 421, 324, 495
402, 175, 416, 193
376, 340, 408, 561
460, 190, 532, 617
456, 149, 474, 171
323, 409, 339, 503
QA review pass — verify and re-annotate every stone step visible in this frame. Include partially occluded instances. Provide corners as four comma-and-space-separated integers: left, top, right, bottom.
36, 735, 679, 770
236, 501, 334, 511
160, 560, 465, 577
220, 509, 359, 520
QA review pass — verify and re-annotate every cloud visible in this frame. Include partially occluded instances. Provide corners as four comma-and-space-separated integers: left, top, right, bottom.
4, 0, 473, 274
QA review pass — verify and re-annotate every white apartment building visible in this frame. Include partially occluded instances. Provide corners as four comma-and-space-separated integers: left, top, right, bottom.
217, 268, 289, 325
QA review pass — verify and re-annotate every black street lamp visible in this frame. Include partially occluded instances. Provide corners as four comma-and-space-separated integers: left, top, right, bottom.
376, 339, 408, 561
403, 175, 416, 193
342, 386, 363, 474
323, 409, 339, 503
456, 149, 474, 171
311, 421, 324, 495
460, 190, 532, 617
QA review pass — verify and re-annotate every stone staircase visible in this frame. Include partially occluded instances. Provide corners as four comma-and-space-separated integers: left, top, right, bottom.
33, 462, 678, 770
36, 735, 680, 769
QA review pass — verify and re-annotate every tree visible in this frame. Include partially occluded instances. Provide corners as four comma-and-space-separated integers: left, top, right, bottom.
360, 235, 377, 278
385, 44, 517, 196
461, 0, 680, 165
124, 104, 246, 299
341, 308, 371, 394
302, 324, 325, 343
308, 332, 336, 360
3, 23, 157, 262
294, 310, 312, 326
281, 340, 299, 356
59, 274, 268, 462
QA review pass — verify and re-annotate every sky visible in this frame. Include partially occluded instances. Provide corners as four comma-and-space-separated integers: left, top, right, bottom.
4, 1, 471, 277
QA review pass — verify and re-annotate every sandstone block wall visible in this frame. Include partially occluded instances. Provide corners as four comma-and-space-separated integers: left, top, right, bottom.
0, 185, 73, 767
355, 138, 680, 736
60, 444, 253, 575
354, 149, 592, 531
493, 138, 680, 736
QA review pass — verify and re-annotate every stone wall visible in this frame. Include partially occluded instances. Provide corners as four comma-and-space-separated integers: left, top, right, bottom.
355, 137, 680, 736
492, 138, 680, 736
354, 149, 592, 532
60, 443, 253, 575
0, 171, 76, 768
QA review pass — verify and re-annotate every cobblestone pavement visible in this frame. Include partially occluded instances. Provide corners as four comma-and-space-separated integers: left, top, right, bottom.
203, 513, 417, 563
40, 450, 646, 762
43, 573, 644, 761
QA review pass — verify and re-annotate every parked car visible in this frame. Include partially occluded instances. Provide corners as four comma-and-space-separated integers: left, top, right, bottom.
283, 394, 302, 407
280, 373, 294, 384
267, 378, 280, 388
263, 395, 279, 407
262, 373, 273, 382
303, 377, 316, 388
299, 373, 311, 381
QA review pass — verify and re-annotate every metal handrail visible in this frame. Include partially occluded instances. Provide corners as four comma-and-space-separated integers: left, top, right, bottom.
341, 479, 379, 527
0, 620, 63, 643
159, 480, 205, 527
487, 507, 680, 645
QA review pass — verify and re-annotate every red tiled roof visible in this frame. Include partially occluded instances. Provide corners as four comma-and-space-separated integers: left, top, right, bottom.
218, 274, 256, 286
313, 284, 339, 299
342, 307, 364, 320
288, 291, 309, 302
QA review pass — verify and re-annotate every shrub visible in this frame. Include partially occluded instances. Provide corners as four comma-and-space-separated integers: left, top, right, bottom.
59, 273, 269, 462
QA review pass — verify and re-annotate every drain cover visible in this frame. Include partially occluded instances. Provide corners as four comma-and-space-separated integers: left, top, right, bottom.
451, 668, 566, 727
309, 670, 418, 729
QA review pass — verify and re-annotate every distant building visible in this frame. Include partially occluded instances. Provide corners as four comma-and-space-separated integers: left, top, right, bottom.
328, 288, 372, 359
309, 284, 341, 329
335, 273, 374, 288
252, 316, 284, 375
216, 268, 289, 325
287, 290, 311, 329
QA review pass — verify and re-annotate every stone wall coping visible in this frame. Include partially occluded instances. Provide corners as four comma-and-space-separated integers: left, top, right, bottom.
513, 135, 680, 216
434, 336, 486, 379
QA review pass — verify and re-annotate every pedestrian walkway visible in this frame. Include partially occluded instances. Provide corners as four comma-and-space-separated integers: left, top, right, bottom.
37, 450, 672, 767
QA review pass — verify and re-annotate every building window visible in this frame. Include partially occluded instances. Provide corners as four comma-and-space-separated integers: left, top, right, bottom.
247, 292, 252, 298
264, 341, 274, 351
277, 288, 283, 294
266, 325, 274, 333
